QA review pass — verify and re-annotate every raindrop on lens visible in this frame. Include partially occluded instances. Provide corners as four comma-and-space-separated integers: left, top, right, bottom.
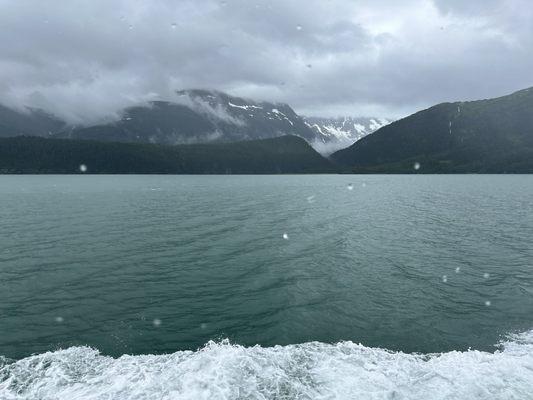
485, 300, 491, 307
413, 162, 421, 171
347, 184, 354, 190
296, 25, 303, 31
455, 267, 461, 273
200, 323, 208, 329
79, 164, 87, 173
307, 195, 315, 204
483, 273, 490, 279
171, 23, 177, 29
282, 233, 289, 240
153, 319, 162, 327
55, 316, 64, 323
442, 275, 448, 283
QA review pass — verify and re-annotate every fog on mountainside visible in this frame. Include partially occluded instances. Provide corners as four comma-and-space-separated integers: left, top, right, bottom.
0, 90, 389, 155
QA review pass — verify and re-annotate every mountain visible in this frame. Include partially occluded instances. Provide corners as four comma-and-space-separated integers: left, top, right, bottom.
0, 91, 388, 155
304, 116, 392, 154
331, 87, 533, 173
55, 90, 319, 146
0, 135, 335, 174
0, 104, 66, 138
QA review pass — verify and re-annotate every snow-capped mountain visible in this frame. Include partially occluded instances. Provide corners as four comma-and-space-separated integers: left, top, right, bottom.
57, 91, 393, 154
56, 90, 319, 146
1, 89, 392, 155
304, 117, 393, 154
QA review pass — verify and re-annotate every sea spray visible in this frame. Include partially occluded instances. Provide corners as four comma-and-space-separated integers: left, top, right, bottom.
1, 331, 533, 400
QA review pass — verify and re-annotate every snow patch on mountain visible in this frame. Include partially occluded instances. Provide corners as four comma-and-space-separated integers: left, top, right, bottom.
228, 102, 263, 111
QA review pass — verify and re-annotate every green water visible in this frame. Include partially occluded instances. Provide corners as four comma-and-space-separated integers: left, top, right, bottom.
1, 175, 532, 360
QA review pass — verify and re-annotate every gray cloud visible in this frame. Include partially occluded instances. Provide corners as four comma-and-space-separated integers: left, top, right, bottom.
0, 0, 532, 124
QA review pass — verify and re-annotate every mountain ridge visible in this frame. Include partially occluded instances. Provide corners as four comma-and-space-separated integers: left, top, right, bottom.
0, 104, 66, 138
0, 90, 387, 154
331, 87, 533, 173
54, 90, 320, 146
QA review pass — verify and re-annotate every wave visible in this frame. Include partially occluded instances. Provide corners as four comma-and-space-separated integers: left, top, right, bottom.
1, 331, 533, 400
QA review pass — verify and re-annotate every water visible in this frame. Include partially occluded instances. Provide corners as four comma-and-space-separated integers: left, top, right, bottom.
1, 175, 532, 398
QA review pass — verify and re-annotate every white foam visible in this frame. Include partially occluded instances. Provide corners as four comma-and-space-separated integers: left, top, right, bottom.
1, 331, 533, 399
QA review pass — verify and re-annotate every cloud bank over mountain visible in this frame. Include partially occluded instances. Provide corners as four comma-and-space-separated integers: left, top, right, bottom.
0, 0, 532, 124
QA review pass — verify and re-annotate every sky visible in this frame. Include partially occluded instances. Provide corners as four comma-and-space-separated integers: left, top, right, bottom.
0, 0, 532, 124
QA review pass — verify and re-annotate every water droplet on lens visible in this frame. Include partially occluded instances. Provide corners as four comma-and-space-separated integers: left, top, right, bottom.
54, 316, 64, 323
413, 162, 421, 171
79, 164, 87, 173
485, 300, 491, 306
282, 233, 289, 240
307, 195, 315, 204
153, 319, 162, 327
200, 323, 208, 329
442, 275, 448, 283
455, 267, 461, 273
483, 273, 490, 279
347, 184, 354, 190
296, 25, 303, 31
171, 23, 177, 29
128, 24, 133, 30
306, 64, 312, 69
361, 182, 367, 188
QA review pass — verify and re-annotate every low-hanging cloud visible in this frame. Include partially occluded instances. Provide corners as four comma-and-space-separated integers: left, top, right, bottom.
0, 0, 532, 125
174, 92, 246, 126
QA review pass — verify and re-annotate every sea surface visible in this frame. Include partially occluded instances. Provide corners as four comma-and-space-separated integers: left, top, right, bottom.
0, 175, 532, 399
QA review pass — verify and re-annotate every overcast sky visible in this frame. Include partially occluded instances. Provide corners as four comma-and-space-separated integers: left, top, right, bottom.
0, 0, 532, 124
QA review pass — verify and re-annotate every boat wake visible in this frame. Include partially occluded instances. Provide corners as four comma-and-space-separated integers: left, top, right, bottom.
1, 330, 532, 399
